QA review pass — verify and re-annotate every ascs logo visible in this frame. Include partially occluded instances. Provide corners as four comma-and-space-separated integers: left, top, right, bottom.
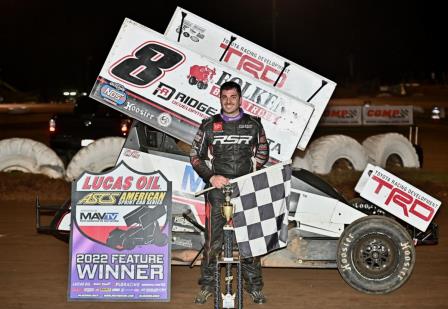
100, 84, 127, 105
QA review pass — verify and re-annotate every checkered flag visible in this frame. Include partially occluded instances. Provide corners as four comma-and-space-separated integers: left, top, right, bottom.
231, 162, 292, 258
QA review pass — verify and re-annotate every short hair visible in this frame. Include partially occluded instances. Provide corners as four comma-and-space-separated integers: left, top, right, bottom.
220, 81, 241, 97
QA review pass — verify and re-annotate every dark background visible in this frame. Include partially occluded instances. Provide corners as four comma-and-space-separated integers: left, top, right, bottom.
1, 0, 446, 99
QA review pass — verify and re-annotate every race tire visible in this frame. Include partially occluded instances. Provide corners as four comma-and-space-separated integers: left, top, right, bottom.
307, 135, 368, 174
337, 215, 415, 294
362, 133, 420, 168
0, 138, 64, 178
65, 137, 125, 181
291, 149, 312, 171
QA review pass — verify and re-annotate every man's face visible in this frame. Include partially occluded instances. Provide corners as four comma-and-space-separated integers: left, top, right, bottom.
220, 88, 242, 116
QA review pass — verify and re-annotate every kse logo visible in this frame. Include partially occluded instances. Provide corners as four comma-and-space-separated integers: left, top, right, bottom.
372, 176, 434, 222
212, 135, 253, 145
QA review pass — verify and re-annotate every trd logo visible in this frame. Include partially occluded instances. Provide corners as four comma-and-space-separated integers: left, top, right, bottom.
219, 43, 287, 88
372, 176, 434, 222
212, 135, 252, 145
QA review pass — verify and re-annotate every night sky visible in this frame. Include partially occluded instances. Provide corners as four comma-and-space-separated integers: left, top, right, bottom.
1, 0, 446, 99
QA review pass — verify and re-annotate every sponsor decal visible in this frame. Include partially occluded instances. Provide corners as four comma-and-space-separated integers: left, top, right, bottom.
100, 84, 127, 105
123, 102, 155, 119
124, 149, 141, 159
69, 163, 172, 301
363, 106, 413, 125
176, 19, 206, 43
212, 135, 252, 145
356, 165, 440, 231
79, 212, 119, 223
219, 42, 287, 88
187, 65, 216, 90
213, 122, 223, 131
109, 41, 185, 88
320, 106, 362, 126
153, 82, 217, 117
157, 113, 172, 127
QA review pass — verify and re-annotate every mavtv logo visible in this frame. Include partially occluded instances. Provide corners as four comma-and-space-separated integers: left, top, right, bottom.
80, 212, 119, 222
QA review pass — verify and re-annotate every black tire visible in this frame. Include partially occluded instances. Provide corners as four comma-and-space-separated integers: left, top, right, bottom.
189, 76, 197, 85
337, 215, 415, 294
197, 81, 207, 89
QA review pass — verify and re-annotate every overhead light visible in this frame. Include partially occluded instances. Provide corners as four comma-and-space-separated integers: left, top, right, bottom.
63, 91, 70, 96
431, 107, 440, 120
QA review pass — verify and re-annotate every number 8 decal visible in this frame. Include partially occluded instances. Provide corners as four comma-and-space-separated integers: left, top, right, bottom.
109, 41, 185, 88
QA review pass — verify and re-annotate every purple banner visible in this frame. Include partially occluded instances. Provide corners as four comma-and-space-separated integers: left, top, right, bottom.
68, 162, 172, 301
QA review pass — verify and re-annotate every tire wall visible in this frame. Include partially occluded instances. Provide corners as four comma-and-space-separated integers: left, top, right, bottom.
0, 138, 65, 178
362, 133, 420, 168
65, 137, 125, 181
306, 135, 368, 174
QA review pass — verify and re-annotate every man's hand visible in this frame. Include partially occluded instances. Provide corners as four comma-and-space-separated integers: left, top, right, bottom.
210, 175, 229, 189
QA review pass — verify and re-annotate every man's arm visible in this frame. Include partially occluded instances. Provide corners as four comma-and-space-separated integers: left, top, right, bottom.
190, 122, 214, 182
254, 122, 269, 169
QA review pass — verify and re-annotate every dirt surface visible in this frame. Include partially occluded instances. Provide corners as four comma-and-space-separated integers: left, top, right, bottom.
1, 170, 447, 309
1, 108, 447, 307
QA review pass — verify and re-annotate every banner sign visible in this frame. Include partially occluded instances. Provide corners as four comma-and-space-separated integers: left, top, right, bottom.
363, 105, 413, 125
164, 7, 337, 149
68, 162, 172, 301
355, 164, 441, 232
118, 148, 206, 227
319, 106, 362, 125
90, 18, 314, 162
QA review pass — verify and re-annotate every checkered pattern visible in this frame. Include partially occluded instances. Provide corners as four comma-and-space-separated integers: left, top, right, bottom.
231, 163, 292, 258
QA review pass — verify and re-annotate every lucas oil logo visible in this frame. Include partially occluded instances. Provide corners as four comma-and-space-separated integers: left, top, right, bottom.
100, 84, 127, 105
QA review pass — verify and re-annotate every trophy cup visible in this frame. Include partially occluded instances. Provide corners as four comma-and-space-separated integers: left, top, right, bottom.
214, 184, 243, 309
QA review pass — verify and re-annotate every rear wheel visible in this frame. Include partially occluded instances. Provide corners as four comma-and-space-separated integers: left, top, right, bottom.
337, 216, 415, 294
197, 81, 207, 89
189, 76, 197, 85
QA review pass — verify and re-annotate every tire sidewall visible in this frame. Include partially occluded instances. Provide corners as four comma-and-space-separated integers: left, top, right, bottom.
337, 216, 415, 294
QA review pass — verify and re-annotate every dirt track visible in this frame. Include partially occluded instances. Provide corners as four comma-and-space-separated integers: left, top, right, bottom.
1, 111, 447, 308
0, 171, 447, 309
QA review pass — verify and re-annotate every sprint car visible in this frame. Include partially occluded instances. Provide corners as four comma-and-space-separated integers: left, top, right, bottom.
36, 120, 439, 295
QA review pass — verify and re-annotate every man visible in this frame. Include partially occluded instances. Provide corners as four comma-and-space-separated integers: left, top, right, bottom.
190, 81, 269, 304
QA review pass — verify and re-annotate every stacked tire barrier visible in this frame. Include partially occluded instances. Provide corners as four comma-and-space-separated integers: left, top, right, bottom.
0, 132, 420, 178
292, 133, 420, 174
0, 138, 65, 178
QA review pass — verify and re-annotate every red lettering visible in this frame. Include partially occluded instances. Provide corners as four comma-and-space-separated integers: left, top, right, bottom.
145, 176, 154, 189
123, 176, 133, 190
103, 176, 114, 190
82, 176, 91, 190
136, 176, 146, 190
220, 44, 243, 63
261, 66, 286, 88
219, 43, 287, 88
409, 200, 434, 222
372, 175, 393, 193
111, 176, 123, 190
210, 85, 220, 97
385, 188, 412, 217
151, 176, 161, 190
237, 55, 263, 79
92, 176, 103, 190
